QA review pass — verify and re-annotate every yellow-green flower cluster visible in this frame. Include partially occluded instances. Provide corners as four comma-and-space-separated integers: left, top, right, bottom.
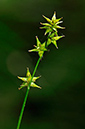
28, 12, 65, 57
18, 68, 41, 90
18, 12, 65, 90
40, 11, 65, 48
28, 36, 47, 58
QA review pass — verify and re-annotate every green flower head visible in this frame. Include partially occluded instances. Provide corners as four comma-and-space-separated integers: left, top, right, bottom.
28, 36, 47, 58
40, 11, 65, 35
18, 67, 41, 90
47, 31, 65, 48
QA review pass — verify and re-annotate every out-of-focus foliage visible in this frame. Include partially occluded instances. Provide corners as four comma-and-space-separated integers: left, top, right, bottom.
0, 0, 85, 129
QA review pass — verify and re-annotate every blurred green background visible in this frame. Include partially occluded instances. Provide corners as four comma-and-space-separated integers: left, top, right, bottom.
0, 0, 85, 129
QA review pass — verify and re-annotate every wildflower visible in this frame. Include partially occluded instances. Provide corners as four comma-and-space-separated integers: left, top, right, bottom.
18, 67, 41, 90
40, 11, 65, 35
47, 31, 65, 48
28, 36, 47, 58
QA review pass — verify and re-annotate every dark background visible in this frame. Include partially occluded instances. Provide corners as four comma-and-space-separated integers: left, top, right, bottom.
0, 0, 85, 129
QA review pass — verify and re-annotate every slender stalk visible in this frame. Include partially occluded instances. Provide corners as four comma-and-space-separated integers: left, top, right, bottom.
16, 87, 30, 129
16, 57, 41, 129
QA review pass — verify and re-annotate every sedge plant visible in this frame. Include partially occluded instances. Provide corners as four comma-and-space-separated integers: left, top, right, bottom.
16, 11, 65, 129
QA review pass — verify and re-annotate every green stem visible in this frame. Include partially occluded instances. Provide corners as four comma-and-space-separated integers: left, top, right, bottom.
16, 87, 30, 129
16, 57, 41, 129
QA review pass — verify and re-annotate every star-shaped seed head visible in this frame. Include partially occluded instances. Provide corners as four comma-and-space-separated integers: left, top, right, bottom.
47, 31, 65, 48
40, 11, 65, 35
28, 36, 47, 58
18, 67, 41, 90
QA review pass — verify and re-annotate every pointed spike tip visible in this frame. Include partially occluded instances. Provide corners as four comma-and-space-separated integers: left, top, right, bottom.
54, 11, 56, 15
56, 47, 58, 49
62, 35, 65, 37
40, 22, 42, 25
27, 67, 29, 70
39, 27, 42, 29
18, 87, 21, 90
42, 15, 44, 17
39, 86, 42, 89
28, 50, 31, 52
17, 76, 19, 78
39, 75, 41, 78
35, 36, 38, 39
33, 45, 36, 47
62, 27, 65, 29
